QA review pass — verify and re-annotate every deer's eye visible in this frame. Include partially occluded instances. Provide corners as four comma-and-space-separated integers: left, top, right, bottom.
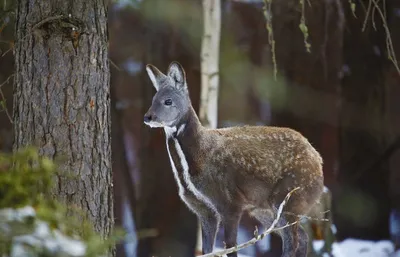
164, 99, 172, 106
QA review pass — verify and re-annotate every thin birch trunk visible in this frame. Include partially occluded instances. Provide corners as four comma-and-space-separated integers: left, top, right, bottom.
199, 0, 221, 129
196, 0, 221, 254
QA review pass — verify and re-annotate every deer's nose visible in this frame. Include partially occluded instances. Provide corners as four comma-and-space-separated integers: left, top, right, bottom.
144, 114, 152, 123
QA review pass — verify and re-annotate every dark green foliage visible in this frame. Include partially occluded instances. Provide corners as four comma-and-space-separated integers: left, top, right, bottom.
0, 147, 124, 257
0, 147, 54, 209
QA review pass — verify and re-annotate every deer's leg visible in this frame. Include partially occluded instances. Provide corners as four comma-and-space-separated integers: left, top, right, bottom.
199, 212, 220, 254
278, 216, 306, 257
182, 192, 220, 254
221, 209, 242, 257
296, 224, 308, 257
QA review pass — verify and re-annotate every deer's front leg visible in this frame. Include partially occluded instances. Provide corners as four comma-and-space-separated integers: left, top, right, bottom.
222, 210, 242, 257
182, 192, 219, 254
199, 213, 220, 254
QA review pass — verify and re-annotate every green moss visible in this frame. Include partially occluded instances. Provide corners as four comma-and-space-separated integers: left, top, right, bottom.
299, 0, 311, 53
0, 147, 124, 257
263, 0, 277, 80
349, 0, 356, 18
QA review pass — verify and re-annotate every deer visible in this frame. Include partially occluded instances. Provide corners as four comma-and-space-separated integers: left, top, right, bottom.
143, 61, 324, 257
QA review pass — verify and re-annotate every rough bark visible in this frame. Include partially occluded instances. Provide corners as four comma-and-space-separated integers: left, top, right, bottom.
13, 0, 113, 238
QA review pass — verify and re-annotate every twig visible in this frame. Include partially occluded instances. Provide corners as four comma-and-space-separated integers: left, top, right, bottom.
198, 187, 300, 257
362, 0, 372, 31
284, 211, 330, 222
0, 88, 12, 123
0, 46, 11, 57
0, 73, 14, 124
369, 0, 400, 75
0, 73, 14, 88
109, 58, 122, 71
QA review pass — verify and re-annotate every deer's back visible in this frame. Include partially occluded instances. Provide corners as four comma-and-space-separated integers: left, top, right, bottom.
204, 125, 323, 185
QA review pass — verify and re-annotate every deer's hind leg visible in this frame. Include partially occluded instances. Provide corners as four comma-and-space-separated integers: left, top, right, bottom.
268, 171, 323, 257
277, 215, 308, 257
252, 210, 306, 257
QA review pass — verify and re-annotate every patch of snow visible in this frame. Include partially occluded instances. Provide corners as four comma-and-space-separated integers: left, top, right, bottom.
2, 206, 88, 257
52, 230, 86, 256
34, 221, 51, 237
314, 238, 395, 257
0, 206, 36, 222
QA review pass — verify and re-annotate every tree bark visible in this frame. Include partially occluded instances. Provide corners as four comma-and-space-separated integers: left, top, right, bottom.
13, 0, 113, 238
196, 0, 221, 253
199, 0, 221, 129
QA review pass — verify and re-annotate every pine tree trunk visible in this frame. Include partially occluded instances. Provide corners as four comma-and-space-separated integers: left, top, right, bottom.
13, 0, 113, 238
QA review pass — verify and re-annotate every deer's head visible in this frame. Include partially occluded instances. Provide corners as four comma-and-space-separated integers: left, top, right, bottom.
144, 62, 191, 128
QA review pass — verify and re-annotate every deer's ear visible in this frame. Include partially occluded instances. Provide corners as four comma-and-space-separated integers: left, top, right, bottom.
146, 64, 165, 91
167, 61, 187, 89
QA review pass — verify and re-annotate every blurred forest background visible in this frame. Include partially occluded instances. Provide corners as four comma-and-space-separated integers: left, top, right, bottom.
1, 0, 400, 256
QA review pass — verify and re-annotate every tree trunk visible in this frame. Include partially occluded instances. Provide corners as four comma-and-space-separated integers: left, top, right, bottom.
199, 0, 221, 129
196, 0, 221, 254
13, 0, 113, 238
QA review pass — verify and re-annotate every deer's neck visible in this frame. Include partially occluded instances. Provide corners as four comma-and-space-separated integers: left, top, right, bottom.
164, 106, 203, 177
164, 106, 203, 143
163, 106, 217, 213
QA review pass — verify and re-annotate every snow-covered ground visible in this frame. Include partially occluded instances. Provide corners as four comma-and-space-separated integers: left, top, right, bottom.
314, 239, 396, 257
215, 239, 398, 257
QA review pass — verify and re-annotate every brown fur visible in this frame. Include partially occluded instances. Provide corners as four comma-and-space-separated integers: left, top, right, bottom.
144, 62, 324, 257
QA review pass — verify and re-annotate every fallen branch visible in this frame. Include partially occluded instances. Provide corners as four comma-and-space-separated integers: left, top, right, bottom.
198, 187, 300, 257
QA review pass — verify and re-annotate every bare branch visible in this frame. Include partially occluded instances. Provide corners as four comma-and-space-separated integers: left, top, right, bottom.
0, 46, 12, 57
0, 73, 14, 124
198, 187, 300, 257
360, 0, 400, 74
0, 73, 14, 88
0, 88, 12, 123
109, 58, 122, 71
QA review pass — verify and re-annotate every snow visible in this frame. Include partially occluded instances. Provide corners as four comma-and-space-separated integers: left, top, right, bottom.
10, 221, 87, 257
314, 239, 395, 257
1, 206, 87, 257
0, 206, 36, 221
